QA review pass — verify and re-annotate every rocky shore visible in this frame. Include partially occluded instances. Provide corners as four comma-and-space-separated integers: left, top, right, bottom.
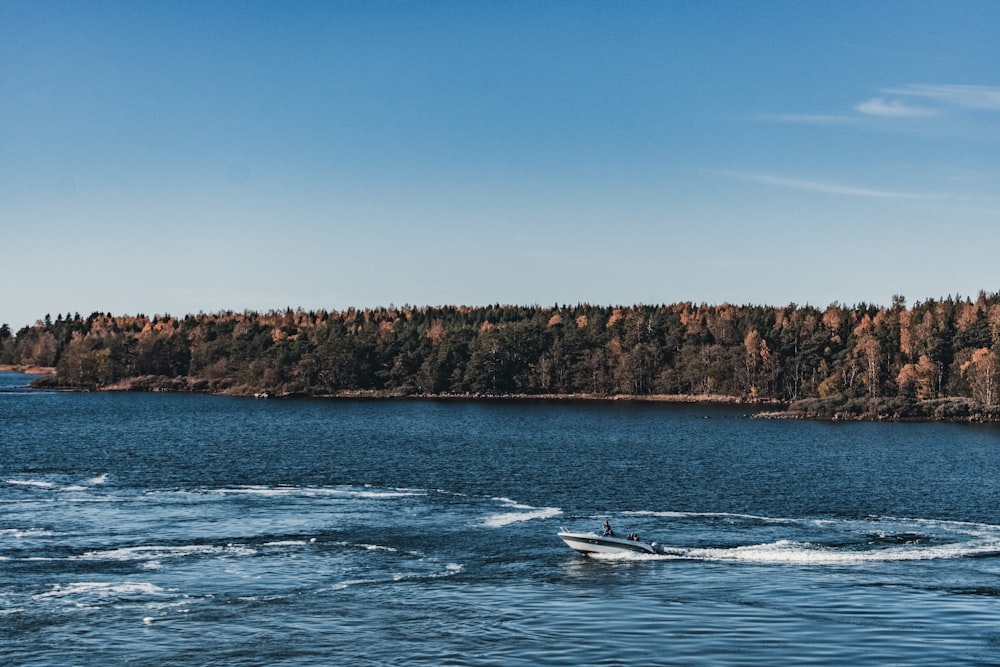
755, 396, 1000, 423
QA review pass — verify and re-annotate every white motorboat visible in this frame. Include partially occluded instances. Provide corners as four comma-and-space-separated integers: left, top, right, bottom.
557, 528, 661, 556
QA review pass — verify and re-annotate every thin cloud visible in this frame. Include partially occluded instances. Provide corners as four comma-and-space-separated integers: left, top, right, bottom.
855, 97, 938, 118
717, 170, 940, 200
766, 83, 1000, 126
884, 84, 1000, 111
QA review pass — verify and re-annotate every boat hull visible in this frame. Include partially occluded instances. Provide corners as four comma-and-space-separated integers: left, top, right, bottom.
557, 531, 658, 555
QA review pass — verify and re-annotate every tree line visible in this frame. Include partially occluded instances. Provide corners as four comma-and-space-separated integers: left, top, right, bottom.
2, 295, 1000, 416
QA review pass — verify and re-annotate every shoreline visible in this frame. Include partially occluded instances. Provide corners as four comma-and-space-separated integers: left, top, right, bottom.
12, 371, 767, 406
305, 390, 760, 404
9, 370, 999, 422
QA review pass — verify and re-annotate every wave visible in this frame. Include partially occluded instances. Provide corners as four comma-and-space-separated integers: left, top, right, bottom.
0, 528, 58, 540
77, 543, 257, 562
484, 497, 562, 527
33, 581, 168, 600
75, 538, 417, 564
4, 473, 109, 494
326, 561, 464, 591
485, 507, 562, 528
173, 485, 562, 528
0, 528, 57, 538
207, 485, 427, 498
5, 479, 55, 489
492, 496, 529, 507
623, 510, 801, 525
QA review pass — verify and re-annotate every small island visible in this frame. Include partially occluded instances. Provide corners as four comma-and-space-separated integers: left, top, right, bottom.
3, 294, 1000, 422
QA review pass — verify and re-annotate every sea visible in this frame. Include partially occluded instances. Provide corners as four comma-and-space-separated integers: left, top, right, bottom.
3, 371, 1000, 666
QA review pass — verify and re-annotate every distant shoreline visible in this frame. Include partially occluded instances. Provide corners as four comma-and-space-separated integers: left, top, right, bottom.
12, 370, 763, 405
304, 389, 757, 404
8, 369, 999, 422
22, 372, 757, 405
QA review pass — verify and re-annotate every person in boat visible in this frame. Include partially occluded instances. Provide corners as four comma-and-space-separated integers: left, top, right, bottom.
602, 520, 615, 537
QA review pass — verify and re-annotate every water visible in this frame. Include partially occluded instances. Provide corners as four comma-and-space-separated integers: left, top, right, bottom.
3, 371, 1000, 665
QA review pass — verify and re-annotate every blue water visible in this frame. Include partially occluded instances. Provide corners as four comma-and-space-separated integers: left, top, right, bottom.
3, 371, 1000, 665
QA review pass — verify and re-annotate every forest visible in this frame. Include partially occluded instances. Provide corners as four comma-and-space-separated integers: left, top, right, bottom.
3, 294, 1000, 420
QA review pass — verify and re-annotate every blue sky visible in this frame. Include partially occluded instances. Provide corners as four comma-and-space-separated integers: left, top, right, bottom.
2, 1, 999, 329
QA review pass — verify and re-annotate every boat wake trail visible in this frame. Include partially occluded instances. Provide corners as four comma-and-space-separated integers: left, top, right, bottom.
590, 513, 1000, 564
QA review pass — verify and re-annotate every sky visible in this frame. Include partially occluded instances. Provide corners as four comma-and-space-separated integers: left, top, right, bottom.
2, 1, 999, 329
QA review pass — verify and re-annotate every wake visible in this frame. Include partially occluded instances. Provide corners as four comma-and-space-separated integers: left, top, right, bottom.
592, 513, 1000, 564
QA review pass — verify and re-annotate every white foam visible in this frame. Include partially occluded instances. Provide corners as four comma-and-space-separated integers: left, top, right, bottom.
5, 479, 54, 489
624, 510, 797, 524
78, 544, 256, 562
329, 577, 381, 591
209, 485, 425, 499
483, 496, 562, 527
664, 538, 1000, 564
0, 528, 56, 538
262, 540, 308, 547
350, 489, 425, 498
875, 515, 1000, 534
593, 513, 1000, 564
492, 496, 530, 508
484, 506, 562, 528
89, 473, 108, 485
323, 484, 427, 499
34, 582, 167, 600
213, 485, 296, 496
682, 540, 840, 564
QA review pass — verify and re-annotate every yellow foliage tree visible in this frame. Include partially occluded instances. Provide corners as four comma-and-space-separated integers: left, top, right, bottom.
962, 348, 998, 405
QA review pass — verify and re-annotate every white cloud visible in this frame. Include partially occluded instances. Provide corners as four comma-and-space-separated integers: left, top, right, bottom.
855, 97, 938, 118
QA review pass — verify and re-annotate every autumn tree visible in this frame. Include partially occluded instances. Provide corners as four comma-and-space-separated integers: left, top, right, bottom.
962, 348, 998, 406
850, 315, 883, 397
896, 354, 938, 400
